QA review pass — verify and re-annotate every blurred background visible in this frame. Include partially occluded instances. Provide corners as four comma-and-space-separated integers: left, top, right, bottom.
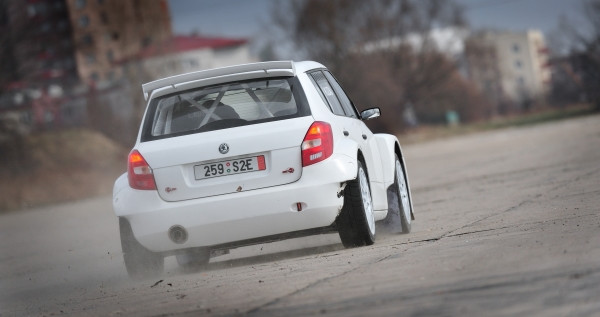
0, 0, 598, 211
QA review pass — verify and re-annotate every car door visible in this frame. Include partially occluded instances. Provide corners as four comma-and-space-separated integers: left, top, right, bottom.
322, 71, 383, 185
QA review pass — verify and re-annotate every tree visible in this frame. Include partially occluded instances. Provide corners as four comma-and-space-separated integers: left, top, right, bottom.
558, 0, 600, 110
0, 0, 33, 91
273, 0, 484, 132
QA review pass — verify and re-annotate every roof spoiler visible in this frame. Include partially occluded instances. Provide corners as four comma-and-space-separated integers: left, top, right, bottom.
141, 61, 296, 101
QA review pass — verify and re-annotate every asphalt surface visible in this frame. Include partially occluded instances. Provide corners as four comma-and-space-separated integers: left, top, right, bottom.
1, 115, 599, 316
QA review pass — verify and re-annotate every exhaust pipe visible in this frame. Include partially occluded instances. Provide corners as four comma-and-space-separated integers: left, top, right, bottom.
168, 225, 188, 244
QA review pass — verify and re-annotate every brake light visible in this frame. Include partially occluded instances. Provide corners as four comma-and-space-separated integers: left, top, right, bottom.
302, 121, 333, 167
128, 150, 156, 190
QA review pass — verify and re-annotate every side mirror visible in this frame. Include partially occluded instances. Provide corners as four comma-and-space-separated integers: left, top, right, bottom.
360, 107, 380, 120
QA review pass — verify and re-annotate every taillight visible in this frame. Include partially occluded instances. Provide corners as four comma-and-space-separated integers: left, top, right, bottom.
128, 150, 156, 190
302, 121, 333, 167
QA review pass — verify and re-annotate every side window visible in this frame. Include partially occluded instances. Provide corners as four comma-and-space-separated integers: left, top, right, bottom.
310, 71, 345, 116
324, 71, 358, 118
308, 73, 329, 109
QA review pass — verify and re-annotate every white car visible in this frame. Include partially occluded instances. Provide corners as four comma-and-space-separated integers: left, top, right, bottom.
113, 61, 415, 277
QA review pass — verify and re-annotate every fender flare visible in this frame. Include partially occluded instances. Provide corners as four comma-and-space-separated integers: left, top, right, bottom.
374, 134, 415, 220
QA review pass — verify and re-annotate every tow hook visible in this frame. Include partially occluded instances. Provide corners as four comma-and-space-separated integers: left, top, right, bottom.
337, 183, 347, 198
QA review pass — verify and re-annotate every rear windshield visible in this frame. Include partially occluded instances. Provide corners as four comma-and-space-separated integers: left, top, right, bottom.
140, 77, 310, 141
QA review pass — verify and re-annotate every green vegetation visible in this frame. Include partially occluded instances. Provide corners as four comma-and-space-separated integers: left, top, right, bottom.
399, 104, 596, 144
477, 105, 595, 130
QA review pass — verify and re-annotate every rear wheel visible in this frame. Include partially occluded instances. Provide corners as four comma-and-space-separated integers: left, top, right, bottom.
119, 217, 164, 278
337, 160, 376, 247
176, 248, 210, 272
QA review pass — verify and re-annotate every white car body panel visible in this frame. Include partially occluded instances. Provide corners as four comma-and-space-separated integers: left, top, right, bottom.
139, 117, 312, 201
114, 152, 357, 252
295, 71, 389, 216
114, 60, 413, 255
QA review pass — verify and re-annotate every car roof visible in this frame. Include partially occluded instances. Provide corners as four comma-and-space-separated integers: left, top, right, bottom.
143, 60, 326, 101
294, 61, 326, 74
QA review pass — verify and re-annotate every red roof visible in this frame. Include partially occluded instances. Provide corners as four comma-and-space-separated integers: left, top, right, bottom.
137, 35, 247, 59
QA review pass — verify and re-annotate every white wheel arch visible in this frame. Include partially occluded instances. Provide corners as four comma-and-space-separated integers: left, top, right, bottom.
374, 134, 415, 221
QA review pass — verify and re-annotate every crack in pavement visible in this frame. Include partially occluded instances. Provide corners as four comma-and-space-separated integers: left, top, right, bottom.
547, 167, 600, 193
239, 238, 600, 316
243, 253, 395, 316
243, 268, 359, 315
382, 209, 597, 260
236, 192, 539, 315
319, 264, 600, 316
374, 254, 393, 263
383, 200, 536, 249
445, 226, 513, 238
393, 206, 597, 249
432, 200, 532, 241
238, 200, 548, 315
395, 265, 600, 301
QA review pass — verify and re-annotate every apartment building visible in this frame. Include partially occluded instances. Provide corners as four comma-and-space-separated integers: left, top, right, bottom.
468, 30, 551, 110
127, 35, 256, 80
1, 0, 171, 88
65, 0, 172, 83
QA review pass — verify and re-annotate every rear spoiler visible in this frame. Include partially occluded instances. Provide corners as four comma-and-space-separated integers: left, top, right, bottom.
141, 61, 296, 101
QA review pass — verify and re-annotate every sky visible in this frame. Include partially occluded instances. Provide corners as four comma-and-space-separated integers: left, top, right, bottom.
168, 0, 273, 39
167, 0, 589, 53
456, 0, 586, 33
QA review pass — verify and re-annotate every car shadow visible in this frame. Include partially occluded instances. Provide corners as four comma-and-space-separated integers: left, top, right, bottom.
165, 227, 405, 276
209, 243, 344, 270
166, 235, 345, 276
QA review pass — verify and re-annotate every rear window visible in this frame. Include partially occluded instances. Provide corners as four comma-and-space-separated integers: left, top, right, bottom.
140, 77, 310, 141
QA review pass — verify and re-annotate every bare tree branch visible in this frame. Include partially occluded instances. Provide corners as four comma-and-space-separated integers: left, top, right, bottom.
271, 0, 483, 131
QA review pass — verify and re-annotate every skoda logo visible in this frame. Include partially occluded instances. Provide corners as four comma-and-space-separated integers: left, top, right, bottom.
219, 143, 229, 154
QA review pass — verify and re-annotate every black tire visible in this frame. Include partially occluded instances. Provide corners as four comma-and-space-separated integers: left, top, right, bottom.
383, 154, 412, 234
119, 217, 164, 278
337, 160, 376, 247
176, 248, 210, 272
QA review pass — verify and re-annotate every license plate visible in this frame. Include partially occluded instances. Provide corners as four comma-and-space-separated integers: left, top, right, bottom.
194, 155, 266, 180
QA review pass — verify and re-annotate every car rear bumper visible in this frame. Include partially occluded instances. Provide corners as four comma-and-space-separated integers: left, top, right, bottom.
113, 154, 357, 252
